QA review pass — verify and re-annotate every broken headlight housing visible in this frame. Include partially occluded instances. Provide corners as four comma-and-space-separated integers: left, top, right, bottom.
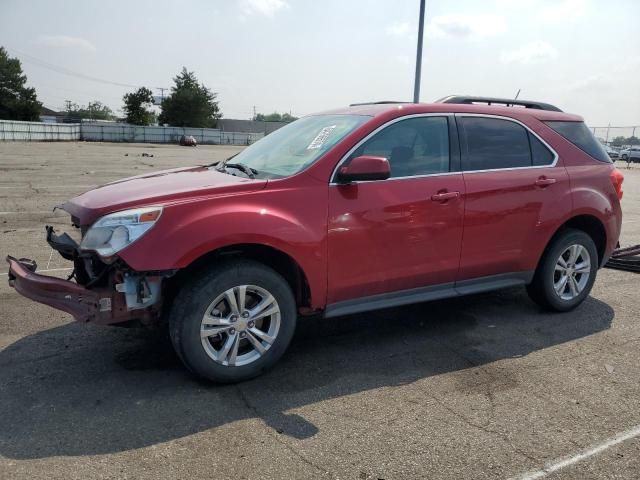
80, 207, 163, 258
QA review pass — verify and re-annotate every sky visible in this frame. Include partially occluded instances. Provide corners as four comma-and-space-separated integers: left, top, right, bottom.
1, 0, 638, 128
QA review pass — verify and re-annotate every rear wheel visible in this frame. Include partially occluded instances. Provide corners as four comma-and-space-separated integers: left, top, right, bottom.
527, 228, 598, 312
169, 260, 297, 383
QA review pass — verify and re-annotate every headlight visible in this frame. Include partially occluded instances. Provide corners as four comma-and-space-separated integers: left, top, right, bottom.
80, 207, 163, 257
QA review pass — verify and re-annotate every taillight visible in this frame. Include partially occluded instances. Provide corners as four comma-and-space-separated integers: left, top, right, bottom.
610, 168, 624, 200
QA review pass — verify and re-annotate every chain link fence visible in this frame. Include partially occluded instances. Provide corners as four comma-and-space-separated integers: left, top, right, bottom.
591, 125, 639, 148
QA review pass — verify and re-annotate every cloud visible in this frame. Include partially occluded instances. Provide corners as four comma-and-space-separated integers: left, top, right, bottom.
539, 0, 588, 23
385, 22, 412, 37
500, 41, 558, 64
570, 74, 614, 92
427, 14, 506, 39
37, 35, 96, 52
396, 54, 411, 65
241, 0, 288, 17
495, 0, 535, 8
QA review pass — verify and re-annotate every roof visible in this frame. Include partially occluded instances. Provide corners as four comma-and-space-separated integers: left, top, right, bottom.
316, 102, 583, 122
40, 106, 61, 116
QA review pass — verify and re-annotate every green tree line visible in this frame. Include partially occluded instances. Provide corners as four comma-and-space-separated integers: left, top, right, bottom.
254, 112, 297, 123
0, 47, 228, 127
610, 136, 640, 147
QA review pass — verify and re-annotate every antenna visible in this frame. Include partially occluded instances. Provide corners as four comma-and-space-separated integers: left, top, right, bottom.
514, 89, 521, 100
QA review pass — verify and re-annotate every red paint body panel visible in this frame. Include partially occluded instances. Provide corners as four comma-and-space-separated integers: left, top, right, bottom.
327, 175, 465, 303
117, 175, 330, 309
459, 165, 571, 279
63, 166, 266, 226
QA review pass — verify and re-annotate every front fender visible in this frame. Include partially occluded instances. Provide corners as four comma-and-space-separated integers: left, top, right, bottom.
118, 185, 328, 308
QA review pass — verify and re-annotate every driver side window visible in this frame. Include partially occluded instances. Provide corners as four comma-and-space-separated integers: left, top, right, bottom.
349, 116, 450, 178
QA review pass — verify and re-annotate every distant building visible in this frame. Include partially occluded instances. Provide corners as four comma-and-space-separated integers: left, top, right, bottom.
217, 119, 288, 135
39, 106, 63, 123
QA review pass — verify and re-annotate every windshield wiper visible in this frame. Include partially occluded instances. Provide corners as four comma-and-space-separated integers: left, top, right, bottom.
210, 154, 258, 179
207, 153, 237, 168
221, 162, 257, 179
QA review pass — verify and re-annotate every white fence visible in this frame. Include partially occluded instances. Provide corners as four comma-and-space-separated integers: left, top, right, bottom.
0, 120, 80, 141
0, 120, 263, 145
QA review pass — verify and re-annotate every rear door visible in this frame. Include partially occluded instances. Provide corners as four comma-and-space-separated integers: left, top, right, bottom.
327, 114, 465, 304
456, 114, 570, 280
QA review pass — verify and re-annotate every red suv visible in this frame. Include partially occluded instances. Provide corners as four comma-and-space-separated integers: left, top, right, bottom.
7, 96, 624, 383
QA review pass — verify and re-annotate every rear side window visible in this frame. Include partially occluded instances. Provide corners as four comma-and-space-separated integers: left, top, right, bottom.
545, 121, 611, 163
460, 117, 528, 170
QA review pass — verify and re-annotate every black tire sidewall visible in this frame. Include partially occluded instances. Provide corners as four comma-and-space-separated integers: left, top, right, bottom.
169, 260, 297, 383
537, 229, 598, 311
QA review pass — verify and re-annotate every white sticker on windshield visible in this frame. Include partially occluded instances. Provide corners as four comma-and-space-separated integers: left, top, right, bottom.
307, 125, 337, 150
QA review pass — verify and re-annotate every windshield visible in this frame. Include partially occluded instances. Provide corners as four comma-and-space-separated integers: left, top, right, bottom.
223, 114, 369, 178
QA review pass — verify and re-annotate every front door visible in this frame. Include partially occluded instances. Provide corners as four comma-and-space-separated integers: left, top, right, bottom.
326, 115, 465, 304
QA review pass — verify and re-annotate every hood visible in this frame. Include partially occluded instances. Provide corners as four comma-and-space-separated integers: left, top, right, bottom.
63, 166, 267, 225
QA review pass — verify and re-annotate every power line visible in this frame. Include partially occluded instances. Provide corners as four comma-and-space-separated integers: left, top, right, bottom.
9, 48, 163, 90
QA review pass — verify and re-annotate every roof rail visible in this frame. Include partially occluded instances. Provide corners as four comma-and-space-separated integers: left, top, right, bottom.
349, 101, 408, 107
436, 95, 563, 112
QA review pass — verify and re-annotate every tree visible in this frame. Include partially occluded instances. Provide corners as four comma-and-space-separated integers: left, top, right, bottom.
0, 47, 42, 121
254, 112, 298, 123
611, 136, 626, 147
159, 68, 221, 127
64, 100, 114, 121
611, 135, 639, 147
123, 87, 156, 125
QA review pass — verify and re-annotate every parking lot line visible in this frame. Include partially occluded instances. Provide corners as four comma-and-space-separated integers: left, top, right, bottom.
1, 267, 73, 277
0, 211, 54, 215
511, 424, 640, 480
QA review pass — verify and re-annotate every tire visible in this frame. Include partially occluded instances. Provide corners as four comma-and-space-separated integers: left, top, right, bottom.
526, 228, 598, 312
621, 154, 628, 161
169, 260, 297, 383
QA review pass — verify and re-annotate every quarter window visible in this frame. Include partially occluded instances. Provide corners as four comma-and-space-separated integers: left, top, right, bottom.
349, 116, 450, 178
545, 121, 611, 163
530, 133, 555, 166
460, 117, 555, 170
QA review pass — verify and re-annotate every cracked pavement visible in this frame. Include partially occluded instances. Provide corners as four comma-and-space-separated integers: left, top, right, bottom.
1, 142, 640, 479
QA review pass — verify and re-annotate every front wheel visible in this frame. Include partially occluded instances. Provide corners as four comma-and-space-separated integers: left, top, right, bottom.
527, 228, 598, 312
169, 260, 297, 383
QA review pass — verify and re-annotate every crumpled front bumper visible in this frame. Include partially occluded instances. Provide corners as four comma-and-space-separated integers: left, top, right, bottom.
6, 255, 164, 325
6, 256, 105, 322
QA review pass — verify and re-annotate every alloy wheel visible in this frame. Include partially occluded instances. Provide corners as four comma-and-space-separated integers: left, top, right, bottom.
553, 244, 591, 301
200, 285, 281, 366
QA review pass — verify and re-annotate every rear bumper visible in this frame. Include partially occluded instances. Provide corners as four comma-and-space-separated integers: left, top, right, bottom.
6, 256, 161, 325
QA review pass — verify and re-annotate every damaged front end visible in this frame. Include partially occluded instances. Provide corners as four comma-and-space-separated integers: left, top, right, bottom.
7, 209, 173, 326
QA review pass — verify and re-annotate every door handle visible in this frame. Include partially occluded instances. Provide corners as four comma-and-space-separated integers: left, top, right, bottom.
535, 177, 556, 187
431, 191, 460, 202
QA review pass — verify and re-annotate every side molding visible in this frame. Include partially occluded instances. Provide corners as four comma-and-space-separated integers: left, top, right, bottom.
324, 271, 534, 318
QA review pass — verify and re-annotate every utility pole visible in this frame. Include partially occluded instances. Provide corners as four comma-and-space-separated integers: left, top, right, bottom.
157, 87, 167, 104
252, 105, 257, 121
413, 0, 426, 103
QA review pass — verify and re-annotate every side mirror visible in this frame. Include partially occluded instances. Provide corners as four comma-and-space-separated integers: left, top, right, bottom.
337, 155, 391, 183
